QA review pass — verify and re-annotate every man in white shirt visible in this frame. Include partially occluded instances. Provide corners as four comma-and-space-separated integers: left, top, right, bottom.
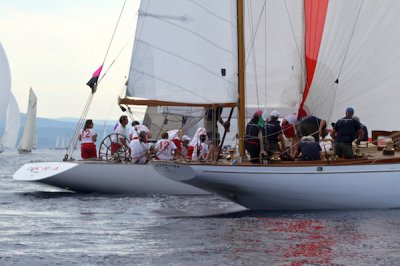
111, 115, 129, 155
129, 131, 149, 164
155, 132, 177, 160
129, 120, 152, 141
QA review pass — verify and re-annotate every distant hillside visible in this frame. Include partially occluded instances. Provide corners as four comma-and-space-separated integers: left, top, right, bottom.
0, 114, 115, 149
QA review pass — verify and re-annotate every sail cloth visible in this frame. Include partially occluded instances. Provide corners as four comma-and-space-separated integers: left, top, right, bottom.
18, 88, 37, 152
0, 43, 12, 121
127, 0, 238, 105
244, 0, 305, 110
302, 1, 400, 131
0, 93, 20, 148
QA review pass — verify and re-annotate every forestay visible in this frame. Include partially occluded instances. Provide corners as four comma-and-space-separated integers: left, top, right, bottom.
127, 0, 238, 105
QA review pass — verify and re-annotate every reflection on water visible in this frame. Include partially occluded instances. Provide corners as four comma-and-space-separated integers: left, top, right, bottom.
1, 150, 400, 265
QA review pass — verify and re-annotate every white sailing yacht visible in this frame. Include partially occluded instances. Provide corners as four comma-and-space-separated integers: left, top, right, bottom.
142, 0, 400, 211
0, 42, 20, 153
12, 1, 208, 195
18, 87, 38, 153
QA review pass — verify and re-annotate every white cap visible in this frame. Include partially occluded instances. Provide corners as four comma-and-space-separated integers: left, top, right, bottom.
182, 135, 191, 141
270, 110, 280, 117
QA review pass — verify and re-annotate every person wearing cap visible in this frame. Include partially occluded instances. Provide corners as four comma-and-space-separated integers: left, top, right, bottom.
296, 114, 327, 142
244, 110, 265, 163
293, 135, 324, 161
264, 110, 286, 156
330, 107, 364, 159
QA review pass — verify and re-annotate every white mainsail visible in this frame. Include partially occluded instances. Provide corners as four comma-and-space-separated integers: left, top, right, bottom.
0, 43, 11, 118
18, 88, 37, 152
127, 0, 238, 105
0, 93, 20, 148
0, 42, 20, 151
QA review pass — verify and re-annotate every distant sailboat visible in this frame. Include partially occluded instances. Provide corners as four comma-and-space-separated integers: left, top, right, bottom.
18, 88, 37, 153
0, 42, 20, 153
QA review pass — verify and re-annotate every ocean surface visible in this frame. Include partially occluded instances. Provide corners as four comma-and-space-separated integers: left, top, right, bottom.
1, 149, 400, 265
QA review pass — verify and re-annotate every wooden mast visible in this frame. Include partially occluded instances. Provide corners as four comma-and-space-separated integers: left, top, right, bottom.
237, 0, 246, 157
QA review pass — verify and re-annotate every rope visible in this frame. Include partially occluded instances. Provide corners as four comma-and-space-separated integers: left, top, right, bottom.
63, 1, 127, 160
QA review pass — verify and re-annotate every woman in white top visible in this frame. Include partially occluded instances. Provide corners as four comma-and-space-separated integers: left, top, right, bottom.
79, 119, 97, 159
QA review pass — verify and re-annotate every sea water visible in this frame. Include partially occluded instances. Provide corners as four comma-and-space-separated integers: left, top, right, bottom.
1, 149, 400, 265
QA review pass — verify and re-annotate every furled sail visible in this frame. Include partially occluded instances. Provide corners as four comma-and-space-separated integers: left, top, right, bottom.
18, 88, 37, 152
127, 0, 238, 105
301, 1, 400, 131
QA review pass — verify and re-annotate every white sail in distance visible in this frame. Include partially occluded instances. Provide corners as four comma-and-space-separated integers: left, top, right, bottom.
18, 88, 37, 152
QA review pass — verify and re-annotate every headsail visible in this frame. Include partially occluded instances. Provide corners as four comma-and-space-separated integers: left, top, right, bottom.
18, 88, 37, 152
301, 1, 400, 132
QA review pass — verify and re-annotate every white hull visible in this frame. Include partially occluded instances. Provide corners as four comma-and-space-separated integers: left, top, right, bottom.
13, 161, 208, 195
152, 161, 400, 211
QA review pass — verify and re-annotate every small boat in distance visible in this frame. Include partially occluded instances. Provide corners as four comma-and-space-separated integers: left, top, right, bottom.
18, 87, 37, 153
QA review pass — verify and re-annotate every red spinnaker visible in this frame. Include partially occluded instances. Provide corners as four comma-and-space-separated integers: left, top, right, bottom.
298, 0, 329, 119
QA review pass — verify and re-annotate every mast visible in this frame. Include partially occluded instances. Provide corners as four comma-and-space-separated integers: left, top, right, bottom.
237, 0, 246, 157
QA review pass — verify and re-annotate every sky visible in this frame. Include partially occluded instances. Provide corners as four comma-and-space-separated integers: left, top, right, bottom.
0, 0, 145, 121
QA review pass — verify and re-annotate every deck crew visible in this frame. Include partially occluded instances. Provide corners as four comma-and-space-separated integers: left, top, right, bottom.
79, 119, 97, 159
154, 131, 178, 161
264, 110, 286, 156
244, 110, 265, 163
352, 116, 368, 145
191, 133, 208, 161
294, 135, 324, 161
129, 131, 149, 164
181, 135, 191, 158
330, 107, 364, 159
187, 127, 207, 160
281, 113, 300, 158
111, 115, 129, 155
204, 107, 230, 161
297, 115, 327, 142
129, 120, 152, 141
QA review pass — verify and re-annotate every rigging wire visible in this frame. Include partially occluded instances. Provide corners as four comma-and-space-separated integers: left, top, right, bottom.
326, 0, 364, 124
64, 0, 127, 160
